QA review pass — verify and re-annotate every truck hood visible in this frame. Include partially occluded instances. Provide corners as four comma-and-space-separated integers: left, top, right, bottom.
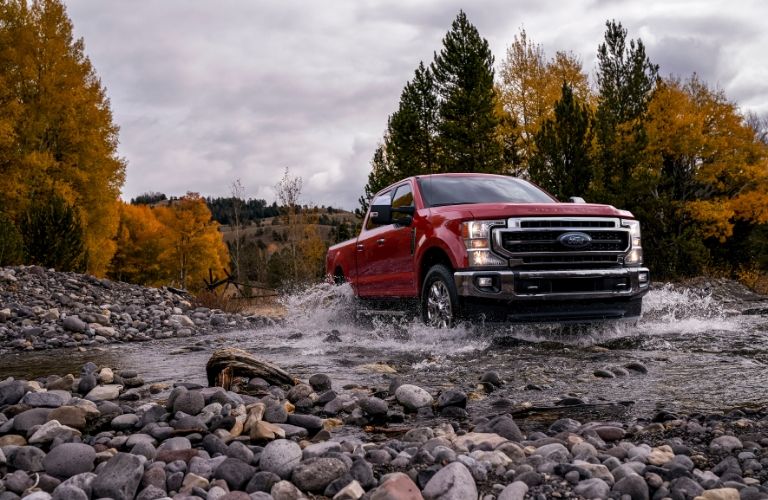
430, 202, 634, 220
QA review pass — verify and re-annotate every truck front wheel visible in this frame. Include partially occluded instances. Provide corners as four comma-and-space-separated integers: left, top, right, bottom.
421, 264, 459, 328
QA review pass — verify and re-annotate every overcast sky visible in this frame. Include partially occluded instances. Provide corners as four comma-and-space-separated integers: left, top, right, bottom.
64, 0, 768, 209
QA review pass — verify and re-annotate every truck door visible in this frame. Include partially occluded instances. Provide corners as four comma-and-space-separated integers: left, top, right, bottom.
356, 184, 416, 297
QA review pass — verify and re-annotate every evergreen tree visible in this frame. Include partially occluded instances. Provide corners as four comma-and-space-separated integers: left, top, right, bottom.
528, 83, 593, 200
22, 193, 86, 272
431, 10, 502, 173
387, 62, 440, 177
593, 20, 658, 207
0, 212, 24, 266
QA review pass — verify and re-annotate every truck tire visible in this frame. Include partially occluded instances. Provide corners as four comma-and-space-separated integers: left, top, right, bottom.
421, 264, 460, 328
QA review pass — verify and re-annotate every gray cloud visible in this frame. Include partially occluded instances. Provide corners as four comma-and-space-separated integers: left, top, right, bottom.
64, 0, 768, 209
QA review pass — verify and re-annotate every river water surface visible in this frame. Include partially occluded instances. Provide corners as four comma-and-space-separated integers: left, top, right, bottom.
3, 283, 768, 424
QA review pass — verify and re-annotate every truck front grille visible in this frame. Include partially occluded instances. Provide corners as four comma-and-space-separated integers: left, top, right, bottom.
494, 217, 630, 269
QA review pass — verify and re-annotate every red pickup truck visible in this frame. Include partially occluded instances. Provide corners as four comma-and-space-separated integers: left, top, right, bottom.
326, 173, 650, 326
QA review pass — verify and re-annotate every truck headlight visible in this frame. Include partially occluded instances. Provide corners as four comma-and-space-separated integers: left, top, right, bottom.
621, 219, 643, 265
461, 220, 506, 267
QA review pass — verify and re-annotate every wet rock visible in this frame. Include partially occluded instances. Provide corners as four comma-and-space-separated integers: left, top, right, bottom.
43, 443, 96, 478
359, 396, 389, 417
395, 384, 433, 411
436, 389, 467, 409
422, 462, 477, 500
625, 361, 649, 374
480, 371, 503, 387
594, 369, 615, 378
309, 373, 332, 392
91, 452, 145, 500
474, 415, 523, 441
259, 439, 303, 479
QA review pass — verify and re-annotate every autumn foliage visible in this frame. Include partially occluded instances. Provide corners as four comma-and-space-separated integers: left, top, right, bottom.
110, 195, 230, 292
366, 14, 768, 279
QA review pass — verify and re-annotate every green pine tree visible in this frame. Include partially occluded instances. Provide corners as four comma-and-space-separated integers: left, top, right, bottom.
529, 83, 594, 200
22, 193, 86, 272
593, 20, 658, 207
387, 62, 440, 177
431, 10, 503, 173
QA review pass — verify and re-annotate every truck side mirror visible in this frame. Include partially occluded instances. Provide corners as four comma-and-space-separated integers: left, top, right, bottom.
370, 204, 392, 225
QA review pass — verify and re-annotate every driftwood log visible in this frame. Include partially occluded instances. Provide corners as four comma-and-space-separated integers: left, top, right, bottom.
206, 348, 299, 390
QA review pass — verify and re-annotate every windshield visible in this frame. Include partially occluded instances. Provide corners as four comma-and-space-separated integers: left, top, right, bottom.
417, 176, 556, 207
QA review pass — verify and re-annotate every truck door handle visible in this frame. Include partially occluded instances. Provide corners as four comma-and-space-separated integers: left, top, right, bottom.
377, 239, 385, 245
356, 244, 364, 251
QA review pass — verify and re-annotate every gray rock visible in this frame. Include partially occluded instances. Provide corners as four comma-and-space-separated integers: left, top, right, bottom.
286, 383, 314, 403
9, 446, 46, 471
286, 413, 323, 433
111, 413, 139, 430
574, 478, 611, 499
213, 457, 254, 491
359, 397, 388, 417
291, 457, 349, 493
43, 443, 96, 478
612, 473, 650, 500
263, 402, 288, 423
395, 384, 433, 411
308, 373, 332, 392
436, 389, 467, 409
22, 391, 70, 408
259, 439, 303, 479
13, 407, 53, 432
91, 452, 144, 500
173, 390, 205, 415
0, 379, 26, 405
710, 435, 743, 453
85, 384, 122, 401
4, 470, 33, 494
62, 316, 87, 332
246, 471, 281, 494
226, 440, 254, 464
474, 415, 523, 441
51, 484, 88, 500
532, 443, 571, 463
271, 480, 306, 500
77, 375, 97, 395
135, 485, 167, 500
422, 462, 477, 499
498, 481, 528, 500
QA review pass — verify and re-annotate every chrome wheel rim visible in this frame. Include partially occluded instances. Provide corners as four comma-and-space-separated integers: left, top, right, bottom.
426, 280, 452, 328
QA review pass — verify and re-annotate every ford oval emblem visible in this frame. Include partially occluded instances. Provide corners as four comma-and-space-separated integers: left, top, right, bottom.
558, 231, 592, 249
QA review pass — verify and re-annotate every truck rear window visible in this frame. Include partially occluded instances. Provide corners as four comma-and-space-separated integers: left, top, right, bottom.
417, 176, 556, 207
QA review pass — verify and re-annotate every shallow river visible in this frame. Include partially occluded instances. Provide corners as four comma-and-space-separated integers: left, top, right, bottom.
3, 283, 768, 425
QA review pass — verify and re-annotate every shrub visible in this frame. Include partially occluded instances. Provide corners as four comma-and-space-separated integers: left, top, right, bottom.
0, 212, 24, 266
22, 194, 86, 272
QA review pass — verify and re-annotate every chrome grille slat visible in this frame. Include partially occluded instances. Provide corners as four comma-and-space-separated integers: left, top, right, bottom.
494, 217, 630, 269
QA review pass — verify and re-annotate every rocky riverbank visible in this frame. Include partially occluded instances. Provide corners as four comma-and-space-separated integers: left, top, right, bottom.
1, 355, 768, 500
0, 267, 274, 353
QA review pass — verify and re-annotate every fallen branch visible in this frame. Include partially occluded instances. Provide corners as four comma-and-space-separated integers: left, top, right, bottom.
206, 348, 299, 389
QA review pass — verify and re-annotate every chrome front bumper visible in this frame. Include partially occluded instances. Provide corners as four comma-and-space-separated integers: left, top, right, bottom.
454, 267, 650, 301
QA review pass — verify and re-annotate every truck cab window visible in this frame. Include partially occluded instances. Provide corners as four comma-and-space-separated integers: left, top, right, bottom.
391, 184, 414, 209
365, 191, 391, 230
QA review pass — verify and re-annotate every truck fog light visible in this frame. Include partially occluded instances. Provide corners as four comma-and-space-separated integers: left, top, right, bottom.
476, 277, 493, 288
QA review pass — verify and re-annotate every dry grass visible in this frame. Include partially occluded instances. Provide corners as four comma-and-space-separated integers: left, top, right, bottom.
191, 290, 247, 314
736, 265, 768, 296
